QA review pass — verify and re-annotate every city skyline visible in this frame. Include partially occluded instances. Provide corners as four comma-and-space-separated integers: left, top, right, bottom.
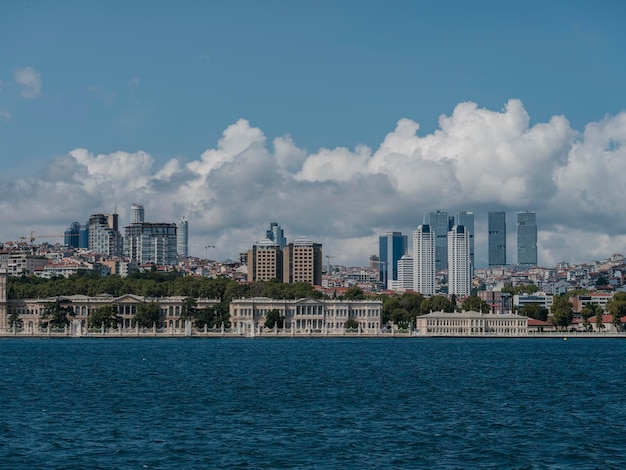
1, 3, 626, 267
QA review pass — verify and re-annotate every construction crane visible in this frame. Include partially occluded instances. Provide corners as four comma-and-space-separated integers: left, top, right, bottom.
20, 231, 76, 245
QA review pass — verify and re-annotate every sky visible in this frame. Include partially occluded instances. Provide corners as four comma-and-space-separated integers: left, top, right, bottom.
1, 0, 625, 267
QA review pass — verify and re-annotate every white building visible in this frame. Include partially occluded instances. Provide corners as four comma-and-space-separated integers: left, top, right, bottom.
413, 224, 435, 295
448, 225, 471, 296
415, 311, 528, 336
229, 297, 383, 334
124, 223, 178, 266
393, 255, 414, 290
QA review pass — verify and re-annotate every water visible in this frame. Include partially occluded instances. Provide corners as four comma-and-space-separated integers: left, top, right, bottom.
1, 337, 626, 469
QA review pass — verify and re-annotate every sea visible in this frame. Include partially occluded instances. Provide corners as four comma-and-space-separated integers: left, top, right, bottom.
1, 337, 625, 469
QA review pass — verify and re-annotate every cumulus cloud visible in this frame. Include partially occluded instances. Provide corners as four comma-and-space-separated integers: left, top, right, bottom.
15, 66, 42, 98
3, 100, 626, 267
0, 110, 10, 122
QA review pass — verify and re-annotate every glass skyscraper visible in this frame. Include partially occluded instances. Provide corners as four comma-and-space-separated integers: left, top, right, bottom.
517, 211, 537, 266
379, 231, 408, 287
456, 211, 474, 269
429, 210, 450, 272
488, 211, 507, 266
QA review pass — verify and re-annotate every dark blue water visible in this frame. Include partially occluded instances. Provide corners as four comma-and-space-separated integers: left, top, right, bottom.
1, 338, 626, 469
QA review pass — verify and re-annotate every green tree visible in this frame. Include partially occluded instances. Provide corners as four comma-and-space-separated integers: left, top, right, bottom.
521, 303, 549, 321
133, 302, 161, 328
264, 309, 284, 329
580, 304, 601, 331
550, 295, 574, 330
40, 299, 74, 328
399, 292, 424, 316
461, 295, 490, 313
89, 304, 120, 329
606, 292, 626, 330
343, 285, 365, 300
344, 318, 359, 329
390, 308, 411, 327
7, 310, 23, 329
181, 297, 197, 322
420, 295, 454, 314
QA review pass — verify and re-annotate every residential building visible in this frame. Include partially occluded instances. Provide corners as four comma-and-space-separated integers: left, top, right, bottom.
177, 217, 189, 258
447, 225, 471, 296
413, 224, 435, 295
124, 222, 178, 265
391, 255, 414, 291
378, 231, 407, 287
517, 211, 537, 266
88, 213, 123, 257
457, 211, 475, 269
283, 237, 322, 285
488, 211, 507, 266
130, 203, 145, 224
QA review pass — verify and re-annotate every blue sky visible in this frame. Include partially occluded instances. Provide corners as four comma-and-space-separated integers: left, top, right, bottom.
1, 1, 626, 266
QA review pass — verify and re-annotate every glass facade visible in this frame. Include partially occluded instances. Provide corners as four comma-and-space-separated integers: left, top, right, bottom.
517, 211, 537, 266
429, 211, 450, 271
378, 232, 407, 286
488, 211, 507, 266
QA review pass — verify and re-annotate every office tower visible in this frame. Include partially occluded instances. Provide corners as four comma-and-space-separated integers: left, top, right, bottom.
283, 236, 323, 285
488, 211, 507, 266
413, 224, 435, 296
177, 217, 189, 258
379, 231, 408, 287
124, 223, 178, 265
79, 222, 89, 249
247, 239, 283, 282
130, 203, 145, 224
429, 210, 449, 271
64, 222, 81, 248
517, 211, 537, 266
369, 255, 380, 271
88, 214, 123, 256
397, 255, 414, 290
266, 222, 287, 249
448, 225, 471, 296
457, 211, 475, 269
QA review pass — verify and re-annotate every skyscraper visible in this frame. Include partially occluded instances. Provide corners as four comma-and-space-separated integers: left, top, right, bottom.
457, 211, 474, 269
247, 239, 283, 282
130, 203, 145, 224
266, 222, 287, 249
517, 211, 537, 266
413, 225, 435, 296
177, 217, 189, 258
88, 213, 123, 256
379, 231, 408, 287
396, 255, 414, 290
448, 225, 471, 296
124, 223, 178, 265
488, 211, 507, 266
429, 210, 449, 271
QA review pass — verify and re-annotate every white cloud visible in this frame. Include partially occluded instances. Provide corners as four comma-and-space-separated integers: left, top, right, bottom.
3, 100, 626, 267
0, 110, 10, 122
15, 66, 42, 98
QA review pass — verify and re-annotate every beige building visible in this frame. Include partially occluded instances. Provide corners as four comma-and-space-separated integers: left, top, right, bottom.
415, 311, 528, 336
247, 239, 283, 282
229, 297, 382, 334
283, 237, 322, 285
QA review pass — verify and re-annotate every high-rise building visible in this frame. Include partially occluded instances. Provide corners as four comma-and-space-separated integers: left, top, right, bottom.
413, 224, 435, 296
378, 231, 408, 287
488, 211, 507, 266
130, 203, 145, 224
88, 213, 123, 256
448, 225, 471, 296
396, 255, 414, 290
283, 236, 322, 285
457, 211, 475, 269
429, 210, 450, 271
247, 239, 283, 282
266, 222, 287, 249
177, 217, 189, 258
517, 211, 537, 266
64, 222, 81, 248
124, 223, 178, 265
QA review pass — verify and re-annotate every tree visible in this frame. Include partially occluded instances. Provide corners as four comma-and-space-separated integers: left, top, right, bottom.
343, 285, 365, 300
399, 292, 424, 317
344, 318, 359, 329
7, 310, 23, 329
133, 302, 161, 328
521, 303, 549, 321
264, 309, 283, 329
181, 297, 197, 322
89, 304, 120, 329
461, 295, 490, 313
606, 292, 626, 330
390, 308, 411, 327
580, 305, 601, 331
550, 295, 574, 330
40, 299, 74, 328
420, 295, 454, 314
